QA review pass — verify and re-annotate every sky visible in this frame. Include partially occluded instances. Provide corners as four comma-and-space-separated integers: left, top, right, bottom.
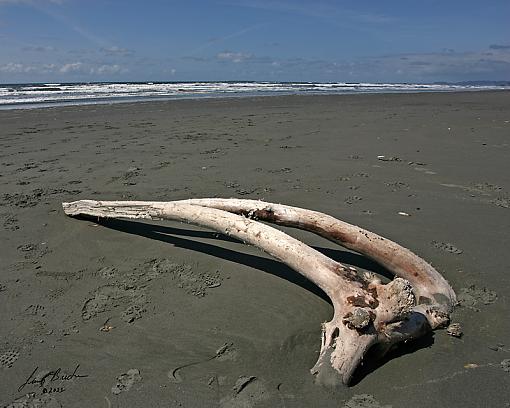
0, 0, 509, 83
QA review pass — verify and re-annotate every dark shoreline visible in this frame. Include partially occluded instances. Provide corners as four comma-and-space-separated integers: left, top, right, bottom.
1, 91, 509, 407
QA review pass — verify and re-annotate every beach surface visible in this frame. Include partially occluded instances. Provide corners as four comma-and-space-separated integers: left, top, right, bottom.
1, 91, 509, 407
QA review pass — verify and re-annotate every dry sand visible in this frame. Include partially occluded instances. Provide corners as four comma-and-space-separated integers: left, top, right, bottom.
0, 91, 509, 407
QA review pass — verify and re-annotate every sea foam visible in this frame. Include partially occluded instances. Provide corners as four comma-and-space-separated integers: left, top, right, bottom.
0, 81, 507, 109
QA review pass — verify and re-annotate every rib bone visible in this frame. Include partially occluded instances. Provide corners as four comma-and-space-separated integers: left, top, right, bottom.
178, 198, 456, 328
62, 199, 455, 385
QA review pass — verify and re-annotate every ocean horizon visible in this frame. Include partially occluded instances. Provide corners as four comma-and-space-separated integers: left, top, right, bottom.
1, 80, 509, 110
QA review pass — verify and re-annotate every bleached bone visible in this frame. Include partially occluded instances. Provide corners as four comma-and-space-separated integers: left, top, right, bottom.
177, 198, 456, 328
62, 199, 455, 386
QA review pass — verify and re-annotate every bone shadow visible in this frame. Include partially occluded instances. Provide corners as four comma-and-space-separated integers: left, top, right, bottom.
349, 331, 435, 386
90, 217, 393, 304
86, 216, 432, 384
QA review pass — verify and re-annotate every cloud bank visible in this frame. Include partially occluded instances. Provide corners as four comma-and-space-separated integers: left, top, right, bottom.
1, 45, 508, 82
187, 45, 510, 82
1, 61, 127, 77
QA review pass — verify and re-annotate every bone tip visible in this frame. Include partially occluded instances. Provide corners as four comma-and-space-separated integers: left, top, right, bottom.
62, 201, 77, 216
62, 200, 90, 216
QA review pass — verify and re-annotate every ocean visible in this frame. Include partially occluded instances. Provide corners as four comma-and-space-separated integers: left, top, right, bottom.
0, 81, 508, 109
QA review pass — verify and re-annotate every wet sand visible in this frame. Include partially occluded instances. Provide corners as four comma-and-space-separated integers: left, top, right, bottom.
0, 91, 509, 407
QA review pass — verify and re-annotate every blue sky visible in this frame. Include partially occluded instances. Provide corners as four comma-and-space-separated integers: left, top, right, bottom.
0, 0, 509, 83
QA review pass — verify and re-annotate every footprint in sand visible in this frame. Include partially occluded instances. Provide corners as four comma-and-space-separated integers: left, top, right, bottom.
214, 342, 238, 362
81, 284, 146, 321
3, 214, 19, 230
24, 304, 46, 316
111, 369, 142, 395
492, 195, 510, 209
458, 285, 497, 311
6, 394, 61, 408
431, 240, 463, 254
385, 181, 410, 192
0, 349, 20, 369
121, 304, 146, 323
344, 394, 392, 408
17, 243, 38, 253
168, 342, 238, 383
150, 259, 222, 298
344, 195, 363, 205
99, 266, 117, 279
472, 182, 503, 193
220, 376, 279, 408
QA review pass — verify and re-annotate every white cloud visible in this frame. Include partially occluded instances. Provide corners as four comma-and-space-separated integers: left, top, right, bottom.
22, 45, 56, 52
489, 44, 510, 50
90, 64, 125, 75
0, 62, 56, 73
368, 47, 510, 79
100, 46, 133, 57
0, 0, 64, 4
207, 46, 510, 81
1, 45, 508, 82
0, 62, 33, 73
0, 61, 128, 76
216, 51, 253, 63
215, 51, 273, 64
59, 62, 84, 73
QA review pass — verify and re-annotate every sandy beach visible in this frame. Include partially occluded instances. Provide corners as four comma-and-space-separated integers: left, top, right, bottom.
1, 91, 509, 407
